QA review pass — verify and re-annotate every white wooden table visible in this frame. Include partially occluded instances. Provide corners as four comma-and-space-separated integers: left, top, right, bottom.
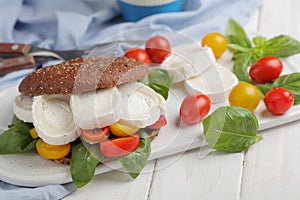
64, 0, 300, 199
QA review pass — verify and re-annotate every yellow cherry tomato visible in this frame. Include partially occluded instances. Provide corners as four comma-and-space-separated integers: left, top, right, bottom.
229, 82, 261, 112
201, 32, 227, 59
109, 123, 139, 137
29, 128, 39, 139
36, 139, 71, 160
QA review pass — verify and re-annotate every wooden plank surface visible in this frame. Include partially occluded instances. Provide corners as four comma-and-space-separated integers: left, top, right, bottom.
64, 161, 156, 200
240, 0, 300, 199
148, 150, 244, 200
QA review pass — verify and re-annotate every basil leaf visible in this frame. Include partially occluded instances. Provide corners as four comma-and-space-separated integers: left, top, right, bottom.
138, 68, 173, 100
256, 73, 300, 105
253, 36, 267, 47
225, 18, 252, 48
264, 35, 300, 58
232, 52, 253, 82
227, 43, 249, 53
203, 106, 261, 153
227, 35, 252, 50
0, 115, 37, 154
118, 129, 151, 179
70, 142, 101, 188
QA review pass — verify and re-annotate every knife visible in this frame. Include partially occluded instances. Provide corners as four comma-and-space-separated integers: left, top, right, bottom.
0, 40, 144, 76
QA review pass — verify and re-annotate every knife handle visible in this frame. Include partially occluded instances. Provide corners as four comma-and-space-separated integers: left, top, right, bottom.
0, 43, 31, 57
0, 56, 36, 76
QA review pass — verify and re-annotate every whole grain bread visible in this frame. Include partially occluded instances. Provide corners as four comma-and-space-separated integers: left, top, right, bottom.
18, 57, 148, 95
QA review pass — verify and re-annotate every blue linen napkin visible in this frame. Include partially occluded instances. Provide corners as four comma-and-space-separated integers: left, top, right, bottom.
0, 0, 260, 199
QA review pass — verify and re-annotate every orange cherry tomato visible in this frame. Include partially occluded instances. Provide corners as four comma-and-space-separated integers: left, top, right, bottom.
201, 32, 227, 59
80, 127, 110, 143
36, 139, 71, 160
100, 135, 140, 158
146, 115, 167, 129
229, 82, 261, 112
124, 48, 150, 65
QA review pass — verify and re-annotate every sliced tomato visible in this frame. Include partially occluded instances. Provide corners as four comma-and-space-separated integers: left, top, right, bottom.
100, 135, 140, 158
36, 139, 71, 160
146, 115, 167, 129
109, 122, 139, 137
80, 127, 110, 143
29, 128, 39, 139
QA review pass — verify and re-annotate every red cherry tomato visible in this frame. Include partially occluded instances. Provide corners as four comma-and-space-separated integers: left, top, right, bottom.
249, 56, 283, 83
264, 87, 294, 115
124, 48, 150, 65
145, 35, 171, 64
180, 94, 211, 124
81, 127, 110, 143
146, 115, 167, 129
99, 134, 140, 157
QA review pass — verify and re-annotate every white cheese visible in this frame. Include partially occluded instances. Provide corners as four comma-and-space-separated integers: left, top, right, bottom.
70, 87, 122, 129
162, 44, 216, 82
13, 95, 34, 123
32, 95, 78, 145
118, 82, 166, 128
184, 64, 238, 103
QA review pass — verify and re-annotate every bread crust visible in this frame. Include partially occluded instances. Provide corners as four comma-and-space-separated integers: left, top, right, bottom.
18, 57, 148, 95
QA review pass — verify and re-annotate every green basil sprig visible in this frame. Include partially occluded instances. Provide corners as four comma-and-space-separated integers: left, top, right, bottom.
226, 18, 300, 82
138, 68, 173, 100
256, 72, 300, 105
0, 115, 37, 154
70, 142, 101, 188
118, 129, 151, 179
203, 106, 262, 153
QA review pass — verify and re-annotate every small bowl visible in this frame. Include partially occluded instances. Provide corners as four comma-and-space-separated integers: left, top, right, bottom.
118, 0, 182, 22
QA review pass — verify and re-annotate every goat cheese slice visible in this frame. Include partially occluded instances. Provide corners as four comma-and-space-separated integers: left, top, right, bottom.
13, 95, 34, 123
70, 87, 122, 130
118, 82, 166, 128
162, 44, 216, 83
184, 64, 238, 103
32, 95, 78, 145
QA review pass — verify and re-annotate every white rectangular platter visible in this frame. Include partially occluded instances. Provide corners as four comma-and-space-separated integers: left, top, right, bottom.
1, 56, 300, 187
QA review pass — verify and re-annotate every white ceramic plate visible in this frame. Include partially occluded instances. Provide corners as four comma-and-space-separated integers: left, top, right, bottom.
1, 58, 300, 187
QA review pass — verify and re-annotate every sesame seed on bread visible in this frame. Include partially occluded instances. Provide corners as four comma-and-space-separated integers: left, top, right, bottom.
18, 57, 148, 95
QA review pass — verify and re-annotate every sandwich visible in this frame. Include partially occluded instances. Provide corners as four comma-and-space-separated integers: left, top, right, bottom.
0, 56, 173, 187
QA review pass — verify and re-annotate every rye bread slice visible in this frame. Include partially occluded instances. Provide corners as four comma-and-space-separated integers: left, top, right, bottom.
18, 57, 148, 95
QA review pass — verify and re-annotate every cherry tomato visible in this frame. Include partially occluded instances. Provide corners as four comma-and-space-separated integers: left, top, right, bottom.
145, 35, 171, 63
100, 135, 140, 158
229, 82, 261, 112
109, 122, 139, 137
264, 87, 294, 115
180, 94, 211, 124
249, 56, 283, 83
201, 32, 227, 59
36, 139, 71, 160
146, 115, 167, 129
124, 48, 150, 65
80, 127, 110, 143
29, 128, 39, 139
